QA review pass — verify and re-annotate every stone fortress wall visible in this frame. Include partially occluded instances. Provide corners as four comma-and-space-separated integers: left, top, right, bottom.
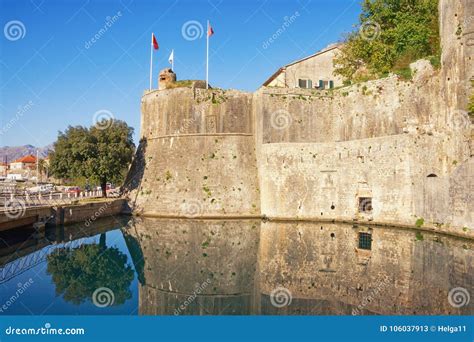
255, 0, 473, 229
125, 87, 260, 217
125, 0, 473, 230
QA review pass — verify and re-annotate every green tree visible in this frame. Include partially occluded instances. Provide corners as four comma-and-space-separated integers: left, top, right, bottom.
46, 234, 134, 306
49, 119, 135, 197
334, 0, 440, 82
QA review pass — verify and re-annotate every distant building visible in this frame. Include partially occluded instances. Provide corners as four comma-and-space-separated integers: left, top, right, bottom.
0, 162, 7, 176
6, 173, 24, 181
9, 155, 37, 171
262, 44, 343, 89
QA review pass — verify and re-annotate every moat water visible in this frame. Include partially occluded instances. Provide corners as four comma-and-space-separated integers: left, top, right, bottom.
0, 216, 472, 315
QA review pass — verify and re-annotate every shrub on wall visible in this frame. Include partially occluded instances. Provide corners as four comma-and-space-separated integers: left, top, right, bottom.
334, 0, 440, 83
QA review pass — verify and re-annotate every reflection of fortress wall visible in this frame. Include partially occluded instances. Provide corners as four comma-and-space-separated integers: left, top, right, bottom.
258, 222, 474, 315
127, 218, 259, 315
125, 88, 260, 217
410, 238, 474, 315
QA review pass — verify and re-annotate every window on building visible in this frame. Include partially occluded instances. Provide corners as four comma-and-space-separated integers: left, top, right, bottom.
329, 80, 334, 89
318, 80, 324, 89
358, 197, 373, 213
358, 232, 372, 250
298, 79, 312, 88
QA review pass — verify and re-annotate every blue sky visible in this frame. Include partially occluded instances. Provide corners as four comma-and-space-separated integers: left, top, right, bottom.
0, 0, 360, 147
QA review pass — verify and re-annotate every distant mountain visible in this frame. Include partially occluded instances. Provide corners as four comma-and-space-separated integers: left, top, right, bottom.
0, 144, 53, 162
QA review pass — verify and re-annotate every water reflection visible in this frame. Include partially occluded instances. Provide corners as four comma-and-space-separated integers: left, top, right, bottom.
47, 232, 134, 306
0, 217, 472, 315
259, 222, 473, 315
124, 217, 260, 315
0, 216, 137, 315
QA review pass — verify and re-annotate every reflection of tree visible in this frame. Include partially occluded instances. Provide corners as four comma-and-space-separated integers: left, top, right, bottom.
123, 233, 146, 285
46, 233, 134, 305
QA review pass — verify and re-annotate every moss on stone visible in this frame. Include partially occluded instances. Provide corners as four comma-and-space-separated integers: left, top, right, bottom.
166, 80, 197, 88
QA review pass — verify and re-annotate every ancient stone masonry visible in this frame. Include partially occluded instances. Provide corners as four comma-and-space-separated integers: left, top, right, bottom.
124, 0, 473, 230
158, 68, 176, 90
125, 87, 260, 218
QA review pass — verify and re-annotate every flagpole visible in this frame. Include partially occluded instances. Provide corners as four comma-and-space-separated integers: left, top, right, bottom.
206, 20, 209, 89
149, 33, 153, 90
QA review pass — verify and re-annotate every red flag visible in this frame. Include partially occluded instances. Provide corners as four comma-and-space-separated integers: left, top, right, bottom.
152, 33, 159, 50
207, 22, 214, 37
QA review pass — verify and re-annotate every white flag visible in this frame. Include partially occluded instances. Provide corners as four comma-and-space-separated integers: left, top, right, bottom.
168, 50, 174, 65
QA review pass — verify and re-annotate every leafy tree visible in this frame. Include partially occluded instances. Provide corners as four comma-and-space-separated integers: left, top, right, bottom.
334, 0, 440, 82
49, 119, 135, 196
46, 234, 134, 306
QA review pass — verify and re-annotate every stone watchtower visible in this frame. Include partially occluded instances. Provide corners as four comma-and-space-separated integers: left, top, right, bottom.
158, 68, 176, 90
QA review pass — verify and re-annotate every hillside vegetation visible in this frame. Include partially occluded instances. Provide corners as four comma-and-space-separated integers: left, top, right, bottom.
334, 0, 440, 83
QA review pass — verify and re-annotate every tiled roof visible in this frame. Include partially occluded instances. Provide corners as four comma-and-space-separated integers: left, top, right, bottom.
12, 155, 37, 163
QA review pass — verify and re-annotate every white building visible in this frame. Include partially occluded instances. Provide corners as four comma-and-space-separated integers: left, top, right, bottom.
262, 44, 344, 89
9, 155, 37, 170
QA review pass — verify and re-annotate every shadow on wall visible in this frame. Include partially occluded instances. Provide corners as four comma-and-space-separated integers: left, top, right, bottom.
122, 138, 148, 212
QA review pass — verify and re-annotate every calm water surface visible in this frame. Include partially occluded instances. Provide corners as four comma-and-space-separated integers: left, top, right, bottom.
0, 216, 472, 315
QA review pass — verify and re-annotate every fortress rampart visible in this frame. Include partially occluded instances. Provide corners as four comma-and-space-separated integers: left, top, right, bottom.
125, 0, 473, 231
125, 88, 260, 217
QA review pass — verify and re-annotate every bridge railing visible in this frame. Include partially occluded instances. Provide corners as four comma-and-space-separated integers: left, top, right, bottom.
0, 190, 104, 209
0, 237, 89, 284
